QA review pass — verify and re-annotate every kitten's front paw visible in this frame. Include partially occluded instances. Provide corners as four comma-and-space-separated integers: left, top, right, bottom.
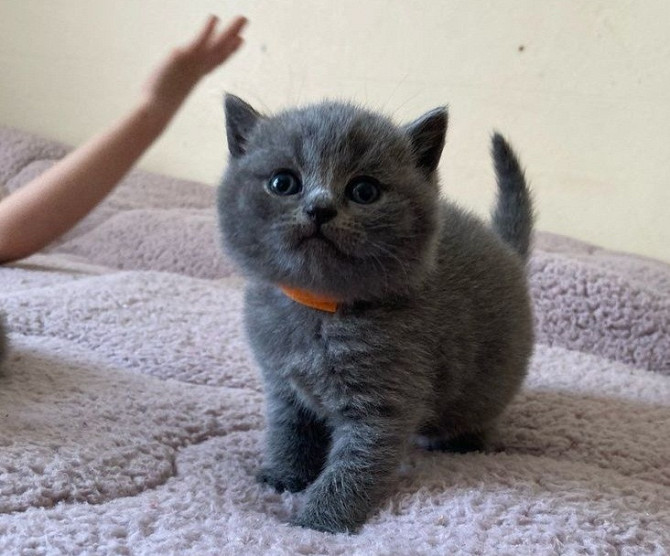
291, 504, 362, 534
256, 467, 311, 493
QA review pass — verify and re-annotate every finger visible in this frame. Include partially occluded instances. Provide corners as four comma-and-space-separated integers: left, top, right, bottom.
215, 35, 244, 63
223, 15, 248, 37
210, 15, 247, 50
190, 15, 219, 51
203, 35, 244, 72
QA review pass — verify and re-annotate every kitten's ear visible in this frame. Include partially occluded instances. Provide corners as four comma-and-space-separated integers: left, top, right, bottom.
224, 94, 262, 157
404, 107, 448, 174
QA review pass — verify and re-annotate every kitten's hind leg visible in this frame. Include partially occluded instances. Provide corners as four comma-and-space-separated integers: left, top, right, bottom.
415, 431, 486, 453
257, 395, 331, 493
414, 426, 488, 454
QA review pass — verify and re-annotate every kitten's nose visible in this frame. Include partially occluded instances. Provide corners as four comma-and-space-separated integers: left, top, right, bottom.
305, 205, 338, 225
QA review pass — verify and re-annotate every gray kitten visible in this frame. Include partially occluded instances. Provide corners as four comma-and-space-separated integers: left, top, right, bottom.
217, 95, 534, 533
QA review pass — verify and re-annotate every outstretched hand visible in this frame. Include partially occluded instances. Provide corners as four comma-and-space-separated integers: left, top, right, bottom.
0, 14, 248, 264
142, 15, 247, 113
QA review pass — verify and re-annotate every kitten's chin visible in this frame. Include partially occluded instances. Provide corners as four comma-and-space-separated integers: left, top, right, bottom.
275, 250, 431, 304
271, 228, 435, 302
297, 233, 349, 260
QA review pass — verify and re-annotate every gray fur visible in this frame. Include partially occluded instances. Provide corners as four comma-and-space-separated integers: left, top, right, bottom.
491, 132, 533, 261
217, 95, 534, 533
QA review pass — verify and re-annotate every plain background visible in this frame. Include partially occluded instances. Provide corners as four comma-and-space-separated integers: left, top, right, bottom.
0, 0, 668, 262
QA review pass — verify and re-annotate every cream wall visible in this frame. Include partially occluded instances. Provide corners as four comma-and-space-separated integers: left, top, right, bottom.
1, 0, 668, 262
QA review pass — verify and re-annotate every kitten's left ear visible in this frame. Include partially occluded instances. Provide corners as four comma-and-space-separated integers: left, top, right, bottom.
224, 94, 262, 158
404, 107, 448, 174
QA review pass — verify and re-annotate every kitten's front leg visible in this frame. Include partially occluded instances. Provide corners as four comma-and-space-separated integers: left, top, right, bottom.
257, 393, 330, 493
293, 419, 407, 533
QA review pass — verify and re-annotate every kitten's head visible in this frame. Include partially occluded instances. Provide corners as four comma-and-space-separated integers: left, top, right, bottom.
217, 95, 447, 302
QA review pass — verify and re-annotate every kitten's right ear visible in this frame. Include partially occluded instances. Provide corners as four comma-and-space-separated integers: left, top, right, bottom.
224, 94, 262, 157
404, 107, 448, 174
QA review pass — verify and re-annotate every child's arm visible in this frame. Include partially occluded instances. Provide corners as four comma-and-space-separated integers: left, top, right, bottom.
0, 15, 247, 264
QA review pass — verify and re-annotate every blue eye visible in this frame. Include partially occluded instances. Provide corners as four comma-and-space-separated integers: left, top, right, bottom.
268, 171, 301, 196
346, 177, 381, 204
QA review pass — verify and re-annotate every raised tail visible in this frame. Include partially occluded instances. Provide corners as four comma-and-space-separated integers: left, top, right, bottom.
490, 132, 533, 262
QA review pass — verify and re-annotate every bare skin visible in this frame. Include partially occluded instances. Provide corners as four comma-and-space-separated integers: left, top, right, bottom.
0, 14, 247, 264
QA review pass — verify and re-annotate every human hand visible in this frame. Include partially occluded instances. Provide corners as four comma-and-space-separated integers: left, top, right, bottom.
142, 15, 247, 115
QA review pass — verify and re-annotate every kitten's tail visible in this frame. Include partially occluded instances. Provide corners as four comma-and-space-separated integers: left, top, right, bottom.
491, 133, 533, 262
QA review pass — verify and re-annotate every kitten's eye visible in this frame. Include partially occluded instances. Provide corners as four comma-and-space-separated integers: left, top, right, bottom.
268, 171, 302, 196
346, 177, 381, 204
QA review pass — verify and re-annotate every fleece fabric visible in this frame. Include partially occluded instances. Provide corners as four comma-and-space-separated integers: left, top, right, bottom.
0, 126, 668, 555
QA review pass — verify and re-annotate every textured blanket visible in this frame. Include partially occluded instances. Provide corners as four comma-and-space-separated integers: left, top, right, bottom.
1, 126, 668, 555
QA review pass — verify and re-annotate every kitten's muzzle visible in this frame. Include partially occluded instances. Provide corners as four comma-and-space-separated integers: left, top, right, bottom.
295, 223, 347, 259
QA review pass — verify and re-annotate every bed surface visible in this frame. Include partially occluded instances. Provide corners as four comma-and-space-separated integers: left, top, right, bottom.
1, 126, 668, 554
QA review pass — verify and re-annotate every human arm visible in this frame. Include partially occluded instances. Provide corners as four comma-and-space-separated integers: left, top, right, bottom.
0, 15, 247, 264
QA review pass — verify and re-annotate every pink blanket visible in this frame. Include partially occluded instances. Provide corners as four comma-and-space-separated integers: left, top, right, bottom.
1, 126, 668, 554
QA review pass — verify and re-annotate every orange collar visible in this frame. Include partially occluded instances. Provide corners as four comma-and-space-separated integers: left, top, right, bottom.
280, 286, 339, 313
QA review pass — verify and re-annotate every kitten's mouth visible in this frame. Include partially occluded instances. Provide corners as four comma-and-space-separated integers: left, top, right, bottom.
297, 230, 347, 258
